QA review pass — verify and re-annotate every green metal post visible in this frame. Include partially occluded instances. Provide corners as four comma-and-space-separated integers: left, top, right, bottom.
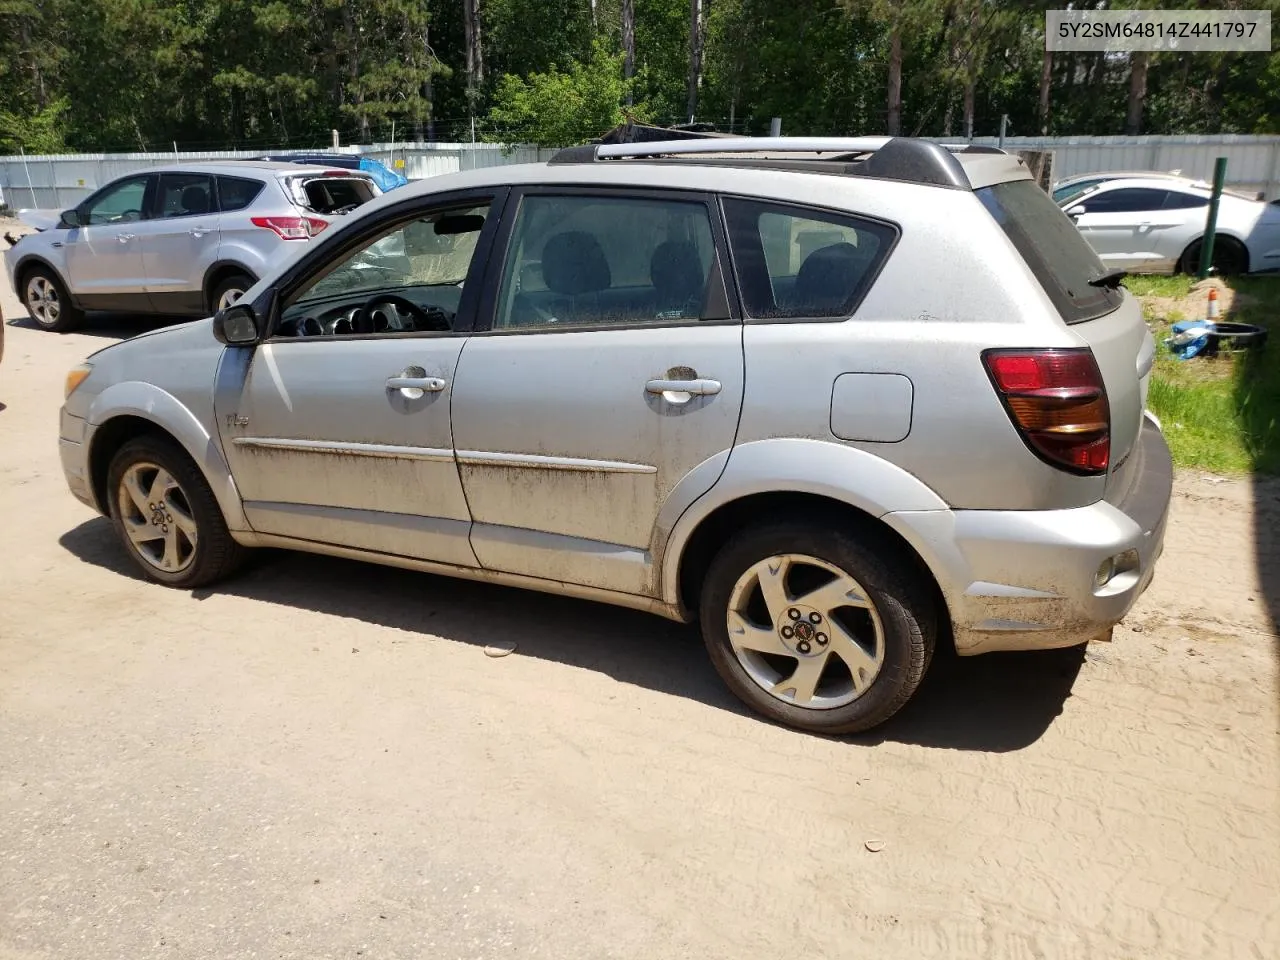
1198, 156, 1228, 279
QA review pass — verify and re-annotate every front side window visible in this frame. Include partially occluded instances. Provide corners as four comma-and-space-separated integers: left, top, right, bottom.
277, 202, 491, 337
722, 198, 895, 320
155, 173, 214, 218
493, 194, 720, 330
1071, 188, 1168, 214
83, 176, 149, 225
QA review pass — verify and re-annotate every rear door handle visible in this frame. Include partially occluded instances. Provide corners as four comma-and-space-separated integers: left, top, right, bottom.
646, 378, 722, 404
190, 226, 209, 238
116, 233, 135, 243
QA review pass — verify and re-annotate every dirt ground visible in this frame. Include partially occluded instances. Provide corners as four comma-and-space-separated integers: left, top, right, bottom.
0, 232, 1277, 958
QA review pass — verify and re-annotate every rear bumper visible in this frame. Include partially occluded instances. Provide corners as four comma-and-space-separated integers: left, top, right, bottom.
885, 414, 1173, 654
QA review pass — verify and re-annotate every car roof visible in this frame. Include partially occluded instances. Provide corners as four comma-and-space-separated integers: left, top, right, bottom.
142, 160, 367, 177
1070, 176, 1213, 196
1057, 171, 1190, 186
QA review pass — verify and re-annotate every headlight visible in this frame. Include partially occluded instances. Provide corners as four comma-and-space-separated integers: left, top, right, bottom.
64, 362, 93, 399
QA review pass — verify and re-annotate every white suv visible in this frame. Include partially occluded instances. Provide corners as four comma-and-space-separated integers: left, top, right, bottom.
5, 161, 379, 331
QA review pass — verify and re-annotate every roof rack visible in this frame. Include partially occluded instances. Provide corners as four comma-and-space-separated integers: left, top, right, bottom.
548, 136, 1007, 189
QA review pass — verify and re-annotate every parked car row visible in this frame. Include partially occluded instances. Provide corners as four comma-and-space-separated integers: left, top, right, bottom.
4, 161, 384, 331
1052, 171, 1280, 276
52, 135, 1173, 735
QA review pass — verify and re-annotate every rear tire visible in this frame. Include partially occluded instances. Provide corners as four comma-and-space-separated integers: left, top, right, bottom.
107, 435, 246, 588
698, 520, 936, 735
1180, 236, 1248, 277
22, 265, 84, 332
209, 272, 255, 314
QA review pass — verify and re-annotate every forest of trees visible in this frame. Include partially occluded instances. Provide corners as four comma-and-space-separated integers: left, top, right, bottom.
0, 1, 1278, 154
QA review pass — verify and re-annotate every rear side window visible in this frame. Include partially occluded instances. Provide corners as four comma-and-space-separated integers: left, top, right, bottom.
722, 198, 895, 320
978, 180, 1122, 324
217, 176, 265, 212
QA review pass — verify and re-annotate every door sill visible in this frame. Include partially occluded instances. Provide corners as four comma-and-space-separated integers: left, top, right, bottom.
232, 530, 690, 623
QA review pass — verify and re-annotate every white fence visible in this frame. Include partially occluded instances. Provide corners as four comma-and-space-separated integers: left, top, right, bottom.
0, 142, 559, 210
970, 134, 1280, 199
3, 135, 1280, 211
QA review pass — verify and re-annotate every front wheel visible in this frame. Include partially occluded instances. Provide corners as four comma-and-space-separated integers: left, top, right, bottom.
22, 266, 84, 332
107, 436, 246, 588
699, 521, 935, 735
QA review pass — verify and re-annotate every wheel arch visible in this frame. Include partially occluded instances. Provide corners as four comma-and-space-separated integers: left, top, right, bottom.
1179, 231, 1251, 274
13, 254, 80, 307
85, 383, 248, 532
660, 439, 953, 637
202, 261, 258, 312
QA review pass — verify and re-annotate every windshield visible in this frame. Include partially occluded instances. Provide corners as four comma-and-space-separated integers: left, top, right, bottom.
978, 180, 1123, 324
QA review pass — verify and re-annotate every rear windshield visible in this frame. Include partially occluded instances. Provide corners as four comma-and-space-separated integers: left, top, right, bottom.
978, 180, 1122, 324
287, 175, 375, 215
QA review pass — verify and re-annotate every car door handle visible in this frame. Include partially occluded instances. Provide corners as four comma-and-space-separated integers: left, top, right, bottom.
645, 378, 722, 403
386, 375, 447, 392
190, 226, 209, 238
116, 233, 135, 243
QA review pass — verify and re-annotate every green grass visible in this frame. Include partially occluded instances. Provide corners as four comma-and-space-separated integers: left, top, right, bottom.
1122, 274, 1196, 299
1134, 275, 1280, 475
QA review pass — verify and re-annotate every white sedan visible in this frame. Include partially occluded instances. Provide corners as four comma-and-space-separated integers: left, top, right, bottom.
1060, 176, 1280, 275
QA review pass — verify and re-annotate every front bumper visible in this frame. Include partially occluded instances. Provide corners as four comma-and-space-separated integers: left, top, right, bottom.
59, 408, 97, 510
886, 414, 1173, 654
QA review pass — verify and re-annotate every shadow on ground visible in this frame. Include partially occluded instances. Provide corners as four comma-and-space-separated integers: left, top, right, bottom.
5, 312, 182, 339
61, 516, 1084, 752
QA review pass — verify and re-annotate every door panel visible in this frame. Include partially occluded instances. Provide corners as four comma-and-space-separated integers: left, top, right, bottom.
64, 174, 152, 308
217, 338, 475, 565
450, 189, 744, 596
216, 191, 506, 565
138, 172, 219, 314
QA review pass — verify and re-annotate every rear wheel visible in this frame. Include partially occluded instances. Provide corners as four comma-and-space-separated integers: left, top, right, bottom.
209, 272, 255, 314
699, 520, 935, 735
107, 436, 246, 588
1180, 236, 1248, 277
22, 265, 84, 332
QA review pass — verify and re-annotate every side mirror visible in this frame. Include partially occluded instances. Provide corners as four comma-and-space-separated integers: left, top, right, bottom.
59, 208, 82, 228
213, 303, 260, 346
1067, 206, 1085, 220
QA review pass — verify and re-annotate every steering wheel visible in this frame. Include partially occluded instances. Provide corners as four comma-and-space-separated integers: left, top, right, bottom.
353, 293, 451, 334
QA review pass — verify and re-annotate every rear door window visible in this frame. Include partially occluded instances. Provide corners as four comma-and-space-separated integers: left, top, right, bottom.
1162, 190, 1210, 210
978, 180, 1122, 324
721, 198, 896, 320
217, 176, 265, 212
154, 173, 214, 218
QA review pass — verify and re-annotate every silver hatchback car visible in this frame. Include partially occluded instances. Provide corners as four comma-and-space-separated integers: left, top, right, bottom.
6, 161, 379, 331
57, 137, 1172, 734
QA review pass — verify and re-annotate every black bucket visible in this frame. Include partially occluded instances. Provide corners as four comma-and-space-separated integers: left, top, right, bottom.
1203, 321, 1268, 356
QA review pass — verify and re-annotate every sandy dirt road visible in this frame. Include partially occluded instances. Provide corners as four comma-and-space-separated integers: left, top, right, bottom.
0, 246, 1277, 959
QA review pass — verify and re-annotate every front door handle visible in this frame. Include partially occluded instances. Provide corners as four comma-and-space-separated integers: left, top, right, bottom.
116, 233, 135, 243
190, 226, 209, 238
386, 374, 447, 399
645, 377, 722, 405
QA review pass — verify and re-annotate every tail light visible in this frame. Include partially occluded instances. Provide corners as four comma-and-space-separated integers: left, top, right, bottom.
250, 215, 329, 240
983, 348, 1110, 475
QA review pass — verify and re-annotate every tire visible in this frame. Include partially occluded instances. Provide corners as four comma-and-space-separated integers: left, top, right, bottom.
106, 435, 246, 588
21, 264, 84, 332
1179, 236, 1248, 277
699, 520, 936, 735
209, 272, 255, 314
